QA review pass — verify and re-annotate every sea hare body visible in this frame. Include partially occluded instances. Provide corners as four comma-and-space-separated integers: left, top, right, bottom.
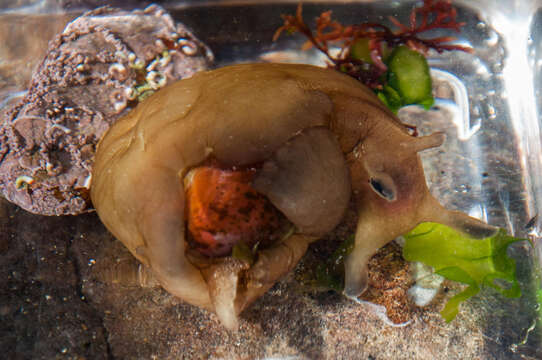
91, 63, 494, 328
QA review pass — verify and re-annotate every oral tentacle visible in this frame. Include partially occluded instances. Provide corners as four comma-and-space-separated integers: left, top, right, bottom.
420, 196, 498, 239
400, 131, 446, 153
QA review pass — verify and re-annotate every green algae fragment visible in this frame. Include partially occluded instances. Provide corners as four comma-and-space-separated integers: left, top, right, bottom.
378, 46, 434, 113
388, 46, 433, 105
350, 38, 372, 64
314, 235, 355, 292
403, 222, 523, 322
232, 242, 255, 265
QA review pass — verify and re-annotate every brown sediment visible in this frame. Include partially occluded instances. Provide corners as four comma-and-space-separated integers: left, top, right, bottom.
359, 241, 415, 324
298, 201, 415, 325
1, 194, 537, 358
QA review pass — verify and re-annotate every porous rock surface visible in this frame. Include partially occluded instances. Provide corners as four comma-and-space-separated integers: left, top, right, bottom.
0, 5, 213, 215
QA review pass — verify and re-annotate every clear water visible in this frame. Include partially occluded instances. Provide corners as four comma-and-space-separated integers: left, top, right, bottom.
174, 4, 542, 351
1, 0, 541, 358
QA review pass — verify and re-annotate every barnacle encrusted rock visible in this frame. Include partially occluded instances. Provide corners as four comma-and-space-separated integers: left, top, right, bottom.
0, 5, 213, 215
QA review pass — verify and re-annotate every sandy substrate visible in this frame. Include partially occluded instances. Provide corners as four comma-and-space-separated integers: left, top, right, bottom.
1, 196, 539, 359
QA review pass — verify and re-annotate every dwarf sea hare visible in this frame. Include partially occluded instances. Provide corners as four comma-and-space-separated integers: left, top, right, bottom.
91, 63, 494, 328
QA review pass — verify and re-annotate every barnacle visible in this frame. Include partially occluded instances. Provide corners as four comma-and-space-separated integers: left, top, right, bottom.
108, 63, 128, 81
15, 175, 34, 190
91, 63, 494, 329
178, 38, 198, 56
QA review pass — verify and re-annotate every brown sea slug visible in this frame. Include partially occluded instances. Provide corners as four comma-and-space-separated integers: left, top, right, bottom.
91, 63, 495, 329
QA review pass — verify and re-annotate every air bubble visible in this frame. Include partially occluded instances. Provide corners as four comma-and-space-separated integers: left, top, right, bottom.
485, 31, 499, 47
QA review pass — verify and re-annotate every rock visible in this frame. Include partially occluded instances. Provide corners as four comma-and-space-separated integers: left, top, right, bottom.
0, 4, 213, 215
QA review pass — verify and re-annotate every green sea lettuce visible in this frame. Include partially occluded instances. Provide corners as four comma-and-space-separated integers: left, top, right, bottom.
378, 46, 434, 113
403, 222, 523, 322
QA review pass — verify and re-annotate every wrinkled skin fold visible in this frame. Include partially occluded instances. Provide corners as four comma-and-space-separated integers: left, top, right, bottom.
91, 63, 495, 329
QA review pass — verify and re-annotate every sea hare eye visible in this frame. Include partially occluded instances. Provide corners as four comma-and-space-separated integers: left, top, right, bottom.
369, 177, 396, 201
